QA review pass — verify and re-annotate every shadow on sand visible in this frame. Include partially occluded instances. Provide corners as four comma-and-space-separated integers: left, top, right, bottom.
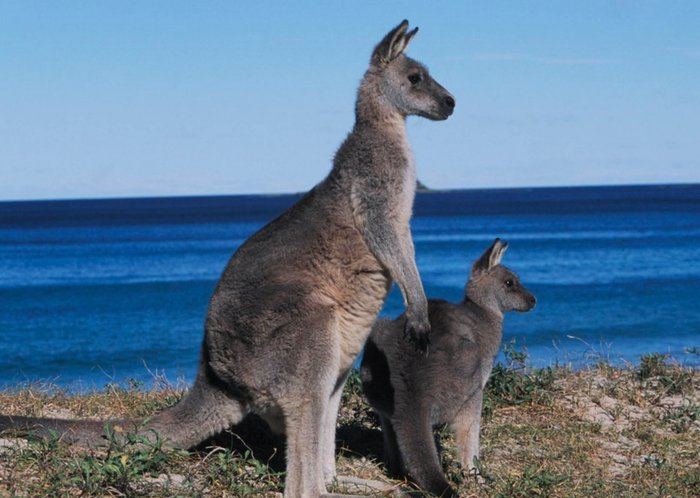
197, 414, 385, 475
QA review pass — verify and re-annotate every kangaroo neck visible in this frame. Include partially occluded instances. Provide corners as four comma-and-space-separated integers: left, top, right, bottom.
350, 95, 414, 174
462, 298, 505, 358
354, 80, 407, 131
328, 78, 415, 185
463, 295, 505, 324
350, 115, 410, 156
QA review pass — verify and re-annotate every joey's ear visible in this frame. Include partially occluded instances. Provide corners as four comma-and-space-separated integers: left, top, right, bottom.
471, 238, 508, 276
371, 20, 417, 66
488, 239, 508, 269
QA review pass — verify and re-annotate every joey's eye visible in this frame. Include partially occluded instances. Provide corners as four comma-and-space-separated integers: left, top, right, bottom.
504, 279, 514, 288
408, 73, 422, 84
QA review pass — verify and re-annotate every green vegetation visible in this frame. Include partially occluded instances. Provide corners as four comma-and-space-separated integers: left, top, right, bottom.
1, 349, 697, 497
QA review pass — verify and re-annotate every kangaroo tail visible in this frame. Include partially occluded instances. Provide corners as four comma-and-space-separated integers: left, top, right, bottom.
0, 375, 248, 450
0, 414, 134, 447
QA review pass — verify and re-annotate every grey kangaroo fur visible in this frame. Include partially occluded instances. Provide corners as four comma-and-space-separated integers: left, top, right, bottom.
0, 20, 455, 498
360, 239, 536, 497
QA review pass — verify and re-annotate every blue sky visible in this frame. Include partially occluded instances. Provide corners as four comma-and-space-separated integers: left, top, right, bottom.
1, 1, 698, 200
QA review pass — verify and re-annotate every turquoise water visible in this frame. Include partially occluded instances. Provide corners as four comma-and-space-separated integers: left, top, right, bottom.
1, 185, 699, 391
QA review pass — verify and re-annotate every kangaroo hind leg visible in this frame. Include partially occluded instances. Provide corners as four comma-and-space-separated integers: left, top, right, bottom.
378, 413, 402, 478
394, 414, 456, 497
279, 308, 340, 498
145, 374, 248, 449
452, 392, 483, 474
320, 370, 351, 485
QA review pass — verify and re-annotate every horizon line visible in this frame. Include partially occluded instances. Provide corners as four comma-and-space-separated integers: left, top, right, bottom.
1, 181, 699, 205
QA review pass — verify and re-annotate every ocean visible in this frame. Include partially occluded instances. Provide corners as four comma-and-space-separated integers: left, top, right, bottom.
1, 184, 699, 391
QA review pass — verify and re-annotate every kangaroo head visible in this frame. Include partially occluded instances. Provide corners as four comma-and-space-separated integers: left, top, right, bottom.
466, 238, 537, 315
358, 20, 455, 121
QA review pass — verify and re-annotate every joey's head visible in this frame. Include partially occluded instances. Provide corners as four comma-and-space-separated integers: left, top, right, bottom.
466, 239, 536, 316
357, 20, 456, 122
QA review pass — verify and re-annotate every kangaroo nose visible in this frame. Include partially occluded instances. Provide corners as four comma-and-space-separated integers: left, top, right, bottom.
443, 95, 456, 109
529, 296, 537, 307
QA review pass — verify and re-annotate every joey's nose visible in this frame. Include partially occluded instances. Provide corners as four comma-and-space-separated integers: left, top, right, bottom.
443, 95, 456, 109
529, 296, 537, 307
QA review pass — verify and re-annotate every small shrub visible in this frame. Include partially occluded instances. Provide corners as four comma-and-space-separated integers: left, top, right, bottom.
494, 466, 568, 498
341, 369, 364, 403
639, 353, 670, 380
684, 346, 700, 357
67, 423, 172, 496
485, 340, 559, 410
638, 353, 696, 397
206, 447, 282, 495
663, 401, 699, 433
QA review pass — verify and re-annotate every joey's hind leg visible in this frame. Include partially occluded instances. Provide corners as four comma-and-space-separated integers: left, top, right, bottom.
378, 414, 402, 477
393, 414, 456, 498
452, 392, 484, 474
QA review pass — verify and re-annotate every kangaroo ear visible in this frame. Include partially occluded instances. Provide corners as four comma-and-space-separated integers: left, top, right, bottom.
472, 238, 508, 276
394, 26, 418, 57
371, 20, 417, 66
489, 239, 508, 269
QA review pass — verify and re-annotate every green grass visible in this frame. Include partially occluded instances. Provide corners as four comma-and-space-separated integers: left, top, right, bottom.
0, 350, 698, 497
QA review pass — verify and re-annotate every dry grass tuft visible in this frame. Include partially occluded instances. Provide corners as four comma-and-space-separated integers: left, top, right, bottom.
1, 353, 698, 497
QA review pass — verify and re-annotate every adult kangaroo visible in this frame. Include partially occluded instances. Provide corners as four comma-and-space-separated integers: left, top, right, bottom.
0, 20, 455, 498
360, 239, 536, 497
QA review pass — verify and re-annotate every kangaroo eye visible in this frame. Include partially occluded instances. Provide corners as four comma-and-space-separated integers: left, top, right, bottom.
408, 73, 422, 84
504, 279, 514, 288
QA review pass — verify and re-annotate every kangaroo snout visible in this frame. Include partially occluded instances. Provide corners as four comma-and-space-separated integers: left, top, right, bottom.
443, 94, 456, 110
436, 92, 456, 119
522, 291, 537, 311
528, 294, 537, 308
439, 94, 456, 119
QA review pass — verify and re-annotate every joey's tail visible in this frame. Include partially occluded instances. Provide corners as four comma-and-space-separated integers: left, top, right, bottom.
0, 376, 248, 449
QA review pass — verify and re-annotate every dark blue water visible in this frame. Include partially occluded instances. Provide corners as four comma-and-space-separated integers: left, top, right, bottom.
1, 185, 699, 391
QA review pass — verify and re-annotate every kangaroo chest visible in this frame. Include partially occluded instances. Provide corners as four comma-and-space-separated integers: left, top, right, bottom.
342, 285, 390, 367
